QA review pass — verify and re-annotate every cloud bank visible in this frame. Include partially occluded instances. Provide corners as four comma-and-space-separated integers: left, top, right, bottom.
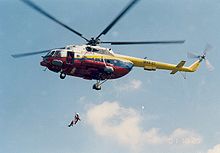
207, 144, 220, 153
86, 101, 202, 151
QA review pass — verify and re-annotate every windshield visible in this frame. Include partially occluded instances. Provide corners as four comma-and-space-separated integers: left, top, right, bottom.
45, 51, 55, 57
45, 50, 62, 57
53, 50, 61, 57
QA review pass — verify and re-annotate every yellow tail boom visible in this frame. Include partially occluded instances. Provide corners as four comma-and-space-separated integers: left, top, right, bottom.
115, 54, 201, 74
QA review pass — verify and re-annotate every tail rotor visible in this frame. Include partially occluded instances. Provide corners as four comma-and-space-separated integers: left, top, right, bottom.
187, 44, 214, 71
205, 58, 214, 71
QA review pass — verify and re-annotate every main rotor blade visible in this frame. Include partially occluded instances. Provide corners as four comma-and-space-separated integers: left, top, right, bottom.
12, 50, 50, 58
101, 40, 185, 45
11, 47, 64, 58
21, 0, 89, 42
95, 0, 140, 40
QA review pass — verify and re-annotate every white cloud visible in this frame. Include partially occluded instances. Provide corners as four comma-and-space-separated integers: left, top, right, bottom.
117, 79, 142, 92
207, 144, 220, 153
86, 101, 202, 152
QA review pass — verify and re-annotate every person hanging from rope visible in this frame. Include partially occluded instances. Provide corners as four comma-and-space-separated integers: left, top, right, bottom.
68, 113, 81, 127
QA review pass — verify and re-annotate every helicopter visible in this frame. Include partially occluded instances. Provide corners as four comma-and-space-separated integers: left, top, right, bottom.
12, 0, 212, 90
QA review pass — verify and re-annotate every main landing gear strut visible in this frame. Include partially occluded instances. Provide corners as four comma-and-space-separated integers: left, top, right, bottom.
92, 78, 110, 90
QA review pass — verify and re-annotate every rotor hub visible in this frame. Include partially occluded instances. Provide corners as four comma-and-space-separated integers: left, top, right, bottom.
87, 37, 100, 46
200, 55, 206, 60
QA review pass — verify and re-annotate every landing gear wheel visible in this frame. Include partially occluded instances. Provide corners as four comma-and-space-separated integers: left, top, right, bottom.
60, 72, 66, 79
92, 75, 112, 90
93, 83, 101, 90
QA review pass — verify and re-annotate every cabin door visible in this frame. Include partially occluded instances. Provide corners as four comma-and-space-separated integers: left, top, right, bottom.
66, 52, 75, 64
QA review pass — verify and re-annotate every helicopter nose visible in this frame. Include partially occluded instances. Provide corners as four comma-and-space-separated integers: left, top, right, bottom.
40, 60, 48, 67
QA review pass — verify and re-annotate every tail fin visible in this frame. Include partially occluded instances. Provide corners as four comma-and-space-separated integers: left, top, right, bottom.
188, 60, 201, 72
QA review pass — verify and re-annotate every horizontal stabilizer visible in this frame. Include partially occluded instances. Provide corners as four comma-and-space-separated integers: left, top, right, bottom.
170, 60, 186, 74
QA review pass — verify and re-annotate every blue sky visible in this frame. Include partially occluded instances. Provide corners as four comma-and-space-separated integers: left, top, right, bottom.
0, 0, 220, 153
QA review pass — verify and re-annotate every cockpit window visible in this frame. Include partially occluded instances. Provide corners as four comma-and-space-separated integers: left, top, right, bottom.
45, 50, 63, 57
51, 51, 55, 55
46, 51, 55, 57
54, 51, 61, 57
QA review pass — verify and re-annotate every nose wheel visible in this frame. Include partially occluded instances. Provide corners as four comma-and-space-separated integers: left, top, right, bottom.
60, 72, 66, 79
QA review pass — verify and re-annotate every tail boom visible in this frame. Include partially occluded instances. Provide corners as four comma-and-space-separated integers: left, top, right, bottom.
115, 54, 201, 74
